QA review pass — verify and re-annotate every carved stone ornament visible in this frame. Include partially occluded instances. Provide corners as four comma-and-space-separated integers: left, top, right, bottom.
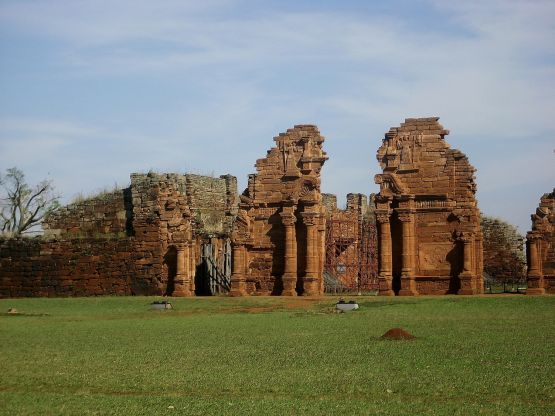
376, 213, 390, 224
280, 212, 297, 227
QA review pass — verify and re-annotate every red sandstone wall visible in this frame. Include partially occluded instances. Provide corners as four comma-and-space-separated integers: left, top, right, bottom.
375, 117, 483, 296
0, 237, 164, 297
0, 171, 238, 298
43, 189, 132, 237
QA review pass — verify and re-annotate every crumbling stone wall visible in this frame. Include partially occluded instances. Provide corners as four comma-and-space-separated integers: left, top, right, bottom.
185, 174, 238, 236
0, 172, 237, 298
323, 193, 378, 291
230, 125, 328, 296
43, 189, 132, 237
0, 237, 144, 297
526, 189, 555, 294
374, 117, 483, 295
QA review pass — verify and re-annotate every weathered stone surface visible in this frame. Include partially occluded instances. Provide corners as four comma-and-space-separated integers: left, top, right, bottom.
0, 172, 237, 298
231, 125, 328, 296
374, 117, 483, 295
526, 189, 555, 294
323, 193, 378, 291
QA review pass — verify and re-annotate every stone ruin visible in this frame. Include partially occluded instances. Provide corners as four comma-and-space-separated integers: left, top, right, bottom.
0, 173, 237, 297
526, 189, 555, 294
374, 117, 483, 295
230, 125, 328, 296
322, 193, 378, 292
0, 118, 497, 298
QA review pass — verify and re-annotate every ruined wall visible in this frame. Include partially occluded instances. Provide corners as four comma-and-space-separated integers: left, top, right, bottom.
43, 189, 132, 237
526, 189, 555, 294
323, 193, 378, 292
230, 125, 328, 296
0, 237, 146, 297
185, 174, 238, 236
374, 117, 483, 296
0, 172, 237, 298
322, 193, 338, 213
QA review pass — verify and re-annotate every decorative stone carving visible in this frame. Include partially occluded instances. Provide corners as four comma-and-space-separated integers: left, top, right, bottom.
375, 117, 483, 296
231, 125, 328, 296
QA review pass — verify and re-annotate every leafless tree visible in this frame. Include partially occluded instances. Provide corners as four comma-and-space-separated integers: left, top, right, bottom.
0, 167, 61, 237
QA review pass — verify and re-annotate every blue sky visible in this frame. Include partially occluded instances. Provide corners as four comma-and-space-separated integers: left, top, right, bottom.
0, 0, 554, 233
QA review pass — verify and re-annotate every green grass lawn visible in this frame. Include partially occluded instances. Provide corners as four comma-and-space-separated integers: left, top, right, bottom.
0, 295, 553, 415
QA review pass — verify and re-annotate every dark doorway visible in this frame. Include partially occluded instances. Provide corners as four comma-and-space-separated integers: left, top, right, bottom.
163, 246, 177, 296
447, 241, 463, 293
390, 211, 403, 295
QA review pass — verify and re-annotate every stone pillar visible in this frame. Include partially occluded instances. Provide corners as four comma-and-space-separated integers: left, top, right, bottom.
301, 212, 320, 296
476, 235, 484, 293
173, 246, 192, 296
230, 243, 247, 296
376, 212, 394, 296
526, 234, 545, 295
280, 212, 298, 296
188, 242, 196, 294
318, 216, 326, 294
398, 211, 417, 296
459, 234, 477, 295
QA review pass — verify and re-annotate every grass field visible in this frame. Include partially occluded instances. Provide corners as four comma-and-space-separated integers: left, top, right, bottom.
0, 295, 554, 415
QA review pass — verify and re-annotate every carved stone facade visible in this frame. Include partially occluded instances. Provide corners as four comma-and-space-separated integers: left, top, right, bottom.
374, 117, 483, 295
526, 189, 555, 294
230, 125, 328, 296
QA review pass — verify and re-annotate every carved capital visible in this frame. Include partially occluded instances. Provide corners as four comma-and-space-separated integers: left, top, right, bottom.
300, 212, 318, 226
460, 235, 473, 244
397, 213, 412, 223
375, 212, 390, 224
280, 212, 297, 227
527, 233, 543, 242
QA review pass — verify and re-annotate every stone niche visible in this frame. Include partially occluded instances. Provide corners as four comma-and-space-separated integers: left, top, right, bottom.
374, 117, 483, 295
526, 189, 555, 294
230, 125, 328, 296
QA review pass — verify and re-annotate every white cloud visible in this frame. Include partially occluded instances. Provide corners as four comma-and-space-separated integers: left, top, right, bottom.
0, 0, 553, 231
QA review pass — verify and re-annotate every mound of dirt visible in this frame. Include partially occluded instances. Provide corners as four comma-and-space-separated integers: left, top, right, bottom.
381, 327, 415, 340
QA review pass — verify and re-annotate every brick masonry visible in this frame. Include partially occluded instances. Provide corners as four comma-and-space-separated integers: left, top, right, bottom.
0, 172, 237, 298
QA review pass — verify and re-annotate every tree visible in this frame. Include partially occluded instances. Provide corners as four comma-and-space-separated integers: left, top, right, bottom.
0, 167, 61, 237
481, 215, 526, 292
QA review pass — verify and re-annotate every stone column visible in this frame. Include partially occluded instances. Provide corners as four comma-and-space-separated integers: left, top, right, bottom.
230, 243, 247, 296
475, 236, 484, 294
376, 212, 394, 296
398, 211, 417, 296
526, 234, 545, 295
318, 217, 326, 294
173, 246, 192, 296
301, 212, 320, 296
188, 242, 196, 294
459, 234, 477, 295
280, 212, 298, 296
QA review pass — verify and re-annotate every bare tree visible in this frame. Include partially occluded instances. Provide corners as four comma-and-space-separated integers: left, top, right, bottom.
0, 167, 61, 237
